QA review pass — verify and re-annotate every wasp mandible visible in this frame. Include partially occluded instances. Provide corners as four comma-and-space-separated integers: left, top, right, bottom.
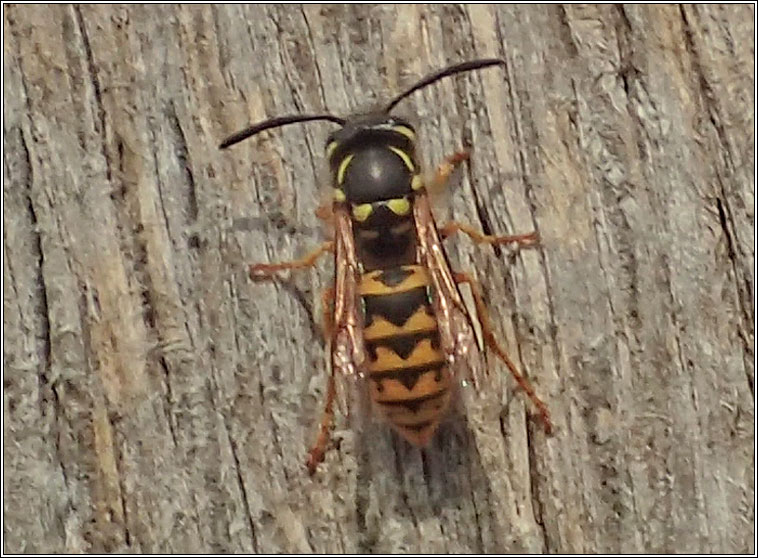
220, 59, 552, 474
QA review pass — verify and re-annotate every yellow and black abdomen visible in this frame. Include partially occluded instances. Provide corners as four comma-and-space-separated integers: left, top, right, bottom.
359, 265, 453, 446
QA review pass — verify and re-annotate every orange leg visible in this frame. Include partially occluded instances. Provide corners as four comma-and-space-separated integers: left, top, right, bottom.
454, 271, 553, 434
426, 150, 470, 194
314, 202, 333, 223
249, 241, 334, 280
306, 368, 337, 475
429, 150, 539, 249
304, 287, 337, 474
440, 221, 539, 247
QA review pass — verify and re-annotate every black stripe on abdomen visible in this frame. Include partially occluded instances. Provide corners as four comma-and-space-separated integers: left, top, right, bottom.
363, 286, 429, 328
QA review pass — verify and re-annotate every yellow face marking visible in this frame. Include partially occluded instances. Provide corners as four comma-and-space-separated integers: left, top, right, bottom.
392, 125, 416, 141
411, 174, 423, 191
337, 154, 354, 184
388, 146, 415, 172
333, 188, 346, 202
352, 203, 373, 222
386, 197, 411, 216
326, 140, 339, 159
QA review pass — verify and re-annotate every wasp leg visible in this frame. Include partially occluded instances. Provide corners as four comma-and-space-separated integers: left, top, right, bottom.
426, 150, 471, 194
454, 271, 553, 434
314, 202, 334, 223
306, 368, 337, 475
304, 286, 339, 474
429, 150, 539, 248
249, 241, 334, 280
440, 222, 539, 247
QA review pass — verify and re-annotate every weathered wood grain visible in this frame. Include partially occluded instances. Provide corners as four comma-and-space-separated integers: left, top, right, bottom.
3, 4, 753, 553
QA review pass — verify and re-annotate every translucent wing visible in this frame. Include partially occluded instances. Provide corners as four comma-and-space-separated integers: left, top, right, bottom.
306, 205, 367, 473
330, 205, 368, 415
412, 191, 487, 393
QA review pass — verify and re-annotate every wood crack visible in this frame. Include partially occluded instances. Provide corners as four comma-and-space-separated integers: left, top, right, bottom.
679, 4, 754, 394
72, 5, 112, 181
166, 102, 199, 225
226, 420, 260, 552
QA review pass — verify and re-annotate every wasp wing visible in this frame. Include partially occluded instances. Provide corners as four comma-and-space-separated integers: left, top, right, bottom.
413, 191, 488, 394
305, 205, 370, 474
329, 205, 368, 417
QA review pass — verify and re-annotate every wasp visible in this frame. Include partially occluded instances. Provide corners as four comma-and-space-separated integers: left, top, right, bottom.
220, 59, 552, 474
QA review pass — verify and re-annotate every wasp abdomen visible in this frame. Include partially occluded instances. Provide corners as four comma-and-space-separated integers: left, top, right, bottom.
359, 265, 453, 446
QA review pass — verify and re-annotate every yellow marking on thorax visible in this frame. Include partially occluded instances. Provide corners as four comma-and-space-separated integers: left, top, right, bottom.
386, 197, 411, 216
368, 339, 444, 372
363, 308, 437, 341
411, 174, 423, 191
359, 265, 430, 295
333, 188, 346, 202
388, 146, 415, 172
337, 154, 354, 184
352, 203, 373, 222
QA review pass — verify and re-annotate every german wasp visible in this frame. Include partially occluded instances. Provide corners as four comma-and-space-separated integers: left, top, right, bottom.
220, 59, 552, 474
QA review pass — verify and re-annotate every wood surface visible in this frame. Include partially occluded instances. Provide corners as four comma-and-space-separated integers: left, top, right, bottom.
3, 4, 754, 553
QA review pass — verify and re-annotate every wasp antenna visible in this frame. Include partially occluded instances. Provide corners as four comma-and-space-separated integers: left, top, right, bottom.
384, 58, 506, 113
219, 114, 346, 149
